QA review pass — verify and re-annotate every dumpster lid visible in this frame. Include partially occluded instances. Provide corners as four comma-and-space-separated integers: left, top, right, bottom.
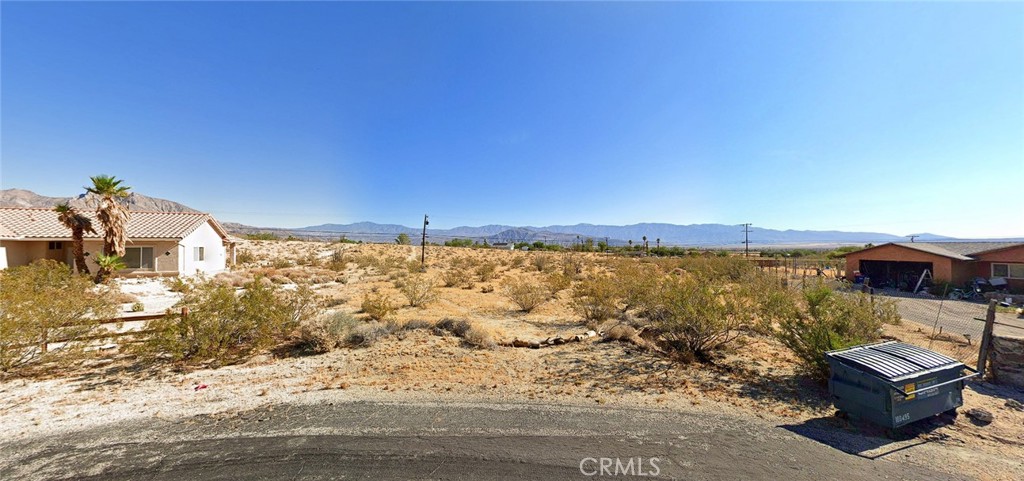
826, 341, 963, 382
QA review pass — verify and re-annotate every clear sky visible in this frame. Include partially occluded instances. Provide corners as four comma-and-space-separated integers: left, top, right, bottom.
2, 2, 1022, 238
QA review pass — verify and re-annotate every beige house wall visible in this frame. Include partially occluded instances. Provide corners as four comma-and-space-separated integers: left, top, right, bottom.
82, 240, 181, 276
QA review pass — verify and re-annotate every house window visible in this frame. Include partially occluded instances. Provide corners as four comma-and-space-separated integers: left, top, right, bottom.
48, 241, 63, 250
194, 247, 205, 261
992, 263, 1024, 279
123, 247, 154, 270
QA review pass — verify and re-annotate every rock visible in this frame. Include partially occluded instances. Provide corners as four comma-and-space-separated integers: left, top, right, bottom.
966, 408, 994, 424
1005, 399, 1024, 412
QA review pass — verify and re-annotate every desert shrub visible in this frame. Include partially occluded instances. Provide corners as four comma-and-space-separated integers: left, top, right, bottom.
775, 282, 900, 380
245, 233, 280, 241
360, 291, 396, 320
271, 258, 294, 269
434, 318, 497, 349
141, 279, 321, 364
235, 249, 257, 265
435, 318, 472, 337
560, 253, 585, 278
131, 301, 145, 312
676, 257, 755, 282
440, 267, 473, 288
325, 249, 348, 271
163, 276, 191, 293
345, 321, 395, 347
475, 262, 498, 281
613, 261, 663, 313
463, 324, 498, 349
398, 274, 438, 307
0, 260, 118, 373
501, 276, 550, 312
645, 276, 751, 362
530, 254, 555, 272
570, 275, 619, 323
603, 323, 638, 342
510, 256, 526, 269
544, 271, 572, 293
299, 312, 360, 353
400, 319, 436, 331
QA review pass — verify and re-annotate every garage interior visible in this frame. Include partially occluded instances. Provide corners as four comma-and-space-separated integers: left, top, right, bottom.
858, 260, 932, 290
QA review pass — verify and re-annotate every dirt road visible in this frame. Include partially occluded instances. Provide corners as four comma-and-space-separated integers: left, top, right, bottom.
1, 400, 969, 480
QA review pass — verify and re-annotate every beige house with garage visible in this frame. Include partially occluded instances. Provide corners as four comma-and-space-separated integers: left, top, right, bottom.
0, 207, 235, 276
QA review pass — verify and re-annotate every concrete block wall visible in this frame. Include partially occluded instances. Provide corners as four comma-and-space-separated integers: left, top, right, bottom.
989, 334, 1024, 387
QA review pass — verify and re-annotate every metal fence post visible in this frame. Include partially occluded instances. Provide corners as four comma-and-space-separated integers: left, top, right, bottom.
977, 300, 997, 377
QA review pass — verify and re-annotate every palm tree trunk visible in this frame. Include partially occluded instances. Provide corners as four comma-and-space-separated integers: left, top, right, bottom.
72, 227, 90, 275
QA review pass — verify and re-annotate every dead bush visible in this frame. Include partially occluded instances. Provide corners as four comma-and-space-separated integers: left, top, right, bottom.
299, 312, 359, 353
345, 321, 395, 347
603, 323, 638, 342
501, 276, 550, 312
463, 324, 498, 349
360, 291, 396, 320
435, 318, 472, 337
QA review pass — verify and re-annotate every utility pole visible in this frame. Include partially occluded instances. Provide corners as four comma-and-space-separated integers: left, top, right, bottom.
420, 214, 429, 271
907, 235, 919, 243
741, 223, 752, 258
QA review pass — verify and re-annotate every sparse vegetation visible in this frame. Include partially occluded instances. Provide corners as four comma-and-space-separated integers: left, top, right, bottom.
398, 274, 438, 307
774, 281, 900, 380
140, 278, 322, 364
360, 291, 397, 320
570, 275, 619, 323
501, 276, 550, 312
0, 260, 118, 373
299, 312, 360, 353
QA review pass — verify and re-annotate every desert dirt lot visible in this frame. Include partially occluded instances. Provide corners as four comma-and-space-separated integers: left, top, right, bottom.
2, 240, 1023, 480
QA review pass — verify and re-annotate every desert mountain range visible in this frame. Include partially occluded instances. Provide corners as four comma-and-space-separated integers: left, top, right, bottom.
5, 189, 1018, 247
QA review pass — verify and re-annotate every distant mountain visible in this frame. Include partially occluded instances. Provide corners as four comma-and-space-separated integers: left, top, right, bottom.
224, 220, 954, 247
0, 188, 198, 212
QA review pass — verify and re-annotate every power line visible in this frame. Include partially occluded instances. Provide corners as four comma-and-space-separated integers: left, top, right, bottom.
741, 223, 752, 257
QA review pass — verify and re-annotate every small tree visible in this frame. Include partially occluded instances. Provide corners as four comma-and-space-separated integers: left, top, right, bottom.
0, 260, 117, 372
396, 233, 412, 245
54, 202, 96, 275
775, 282, 900, 380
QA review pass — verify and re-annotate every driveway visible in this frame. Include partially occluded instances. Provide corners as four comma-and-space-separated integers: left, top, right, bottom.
1, 401, 969, 480
877, 290, 1024, 339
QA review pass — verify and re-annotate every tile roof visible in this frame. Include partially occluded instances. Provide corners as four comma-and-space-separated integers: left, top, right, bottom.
0, 208, 230, 241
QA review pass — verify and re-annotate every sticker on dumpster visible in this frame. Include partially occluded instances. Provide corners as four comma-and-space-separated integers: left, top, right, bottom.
896, 377, 940, 403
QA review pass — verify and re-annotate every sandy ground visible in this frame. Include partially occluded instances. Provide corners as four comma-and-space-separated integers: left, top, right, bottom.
2, 240, 1022, 480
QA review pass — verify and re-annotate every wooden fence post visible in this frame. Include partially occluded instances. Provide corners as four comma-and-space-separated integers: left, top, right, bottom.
977, 300, 997, 377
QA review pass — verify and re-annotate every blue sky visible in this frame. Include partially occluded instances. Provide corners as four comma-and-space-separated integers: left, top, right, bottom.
2, 2, 1022, 238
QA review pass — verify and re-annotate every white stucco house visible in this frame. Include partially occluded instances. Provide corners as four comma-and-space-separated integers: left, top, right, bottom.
0, 207, 236, 276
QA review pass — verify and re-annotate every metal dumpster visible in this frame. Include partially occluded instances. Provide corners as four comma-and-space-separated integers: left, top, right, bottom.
825, 341, 979, 428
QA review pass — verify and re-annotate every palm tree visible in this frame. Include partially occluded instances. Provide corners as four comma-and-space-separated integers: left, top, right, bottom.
85, 175, 131, 282
54, 202, 96, 275
93, 254, 126, 284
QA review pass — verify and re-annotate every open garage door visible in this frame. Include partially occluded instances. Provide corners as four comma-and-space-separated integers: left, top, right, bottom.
859, 260, 932, 291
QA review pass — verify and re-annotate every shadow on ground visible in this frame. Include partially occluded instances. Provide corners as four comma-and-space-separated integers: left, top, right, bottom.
781, 411, 957, 460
